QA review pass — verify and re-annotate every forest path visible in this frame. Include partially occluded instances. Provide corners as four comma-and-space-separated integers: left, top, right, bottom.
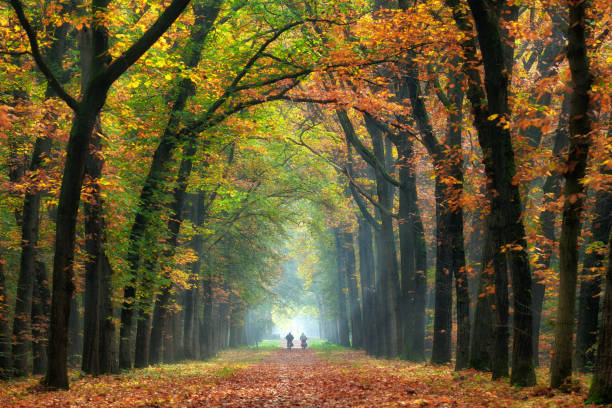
0, 347, 593, 407
187, 348, 415, 407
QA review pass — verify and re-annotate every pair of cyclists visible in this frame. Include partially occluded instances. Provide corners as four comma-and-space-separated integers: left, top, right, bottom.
285, 332, 307, 350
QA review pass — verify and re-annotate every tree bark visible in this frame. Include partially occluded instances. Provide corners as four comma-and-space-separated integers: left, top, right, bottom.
364, 115, 400, 357
0, 253, 12, 378
357, 217, 377, 355
550, 0, 593, 387
532, 95, 570, 366
31, 262, 50, 375
587, 232, 612, 403
11, 11, 72, 378
447, 0, 536, 385
341, 229, 363, 348
81, 115, 117, 375
184, 192, 206, 359
576, 185, 612, 371
134, 300, 153, 368
334, 228, 351, 347
469, 219, 496, 371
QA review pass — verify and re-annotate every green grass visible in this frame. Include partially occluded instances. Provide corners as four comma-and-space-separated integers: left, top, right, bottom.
245, 339, 282, 350
307, 338, 347, 351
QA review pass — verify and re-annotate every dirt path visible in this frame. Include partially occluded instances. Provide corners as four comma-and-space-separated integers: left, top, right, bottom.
187, 348, 417, 407
0, 347, 595, 407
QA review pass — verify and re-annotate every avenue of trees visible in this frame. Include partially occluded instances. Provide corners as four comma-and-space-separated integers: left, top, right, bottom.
0, 0, 610, 403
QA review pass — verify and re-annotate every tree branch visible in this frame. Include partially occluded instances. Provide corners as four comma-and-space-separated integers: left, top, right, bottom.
337, 109, 401, 188
105, 0, 191, 84
9, 0, 79, 110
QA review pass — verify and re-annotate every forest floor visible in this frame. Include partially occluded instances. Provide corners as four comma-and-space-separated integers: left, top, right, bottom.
0, 341, 600, 407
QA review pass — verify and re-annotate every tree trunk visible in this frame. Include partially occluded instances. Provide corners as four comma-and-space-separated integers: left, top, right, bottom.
183, 287, 196, 359
357, 218, 377, 355
68, 294, 82, 368
0, 253, 12, 378
397, 137, 427, 362
492, 241, 509, 379
576, 186, 612, 371
402, 59, 467, 367
364, 115, 400, 357
31, 262, 50, 375
134, 302, 153, 368
81, 119, 115, 376
163, 310, 176, 362
149, 288, 171, 364
148, 139, 196, 363
445, 87, 469, 370
532, 95, 570, 366
341, 229, 363, 348
98, 255, 116, 373
184, 191, 206, 359
447, 0, 536, 385
587, 232, 612, 404
200, 279, 213, 358
431, 178, 453, 365
469, 216, 502, 371
550, 0, 593, 388
334, 228, 351, 347
10, 15, 71, 378
12, 136, 53, 377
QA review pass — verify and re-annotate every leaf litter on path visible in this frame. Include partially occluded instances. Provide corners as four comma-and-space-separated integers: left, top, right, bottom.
0, 348, 603, 407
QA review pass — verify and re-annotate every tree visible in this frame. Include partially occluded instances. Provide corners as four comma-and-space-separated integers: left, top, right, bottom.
587, 231, 612, 403
446, 0, 536, 385
550, 0, 594, 388
9, 0, 192, 388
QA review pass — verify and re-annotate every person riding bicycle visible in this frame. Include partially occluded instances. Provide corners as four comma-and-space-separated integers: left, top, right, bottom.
299, 332, 308, 349
285, 332, 294, 350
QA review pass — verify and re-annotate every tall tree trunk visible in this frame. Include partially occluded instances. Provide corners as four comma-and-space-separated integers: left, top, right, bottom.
11, 136, 53, 377
550, 0, 593, 388
576, 185, 612, 371
148, 140, 196, 364
587, 232, 612, 403
447, 0, 536, 385
81, 117, 115, 375
448, 130, 469, 371
31, 262, 50, 375
357, 218, 377, 355
402, 59, 468, 367
10, 14, 71, 378
183, 287, 196, 360
364, 115, 400, 357
0, 253, 12, 378
184, 191, 206, 359
200, 279, 213, 358
532, 95, 570, 366
469, 219, 495, 371
149, 289, 171, 364
134, 299, 153, 368
341, 229, 363, 348
68, 295, 82, 367
163, 311, 176, 362
397, 136, 427, 362
98, 255, 116, 373
431, 178, 453, 365
334, 228, 351, 347
492, 241, 509, 379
